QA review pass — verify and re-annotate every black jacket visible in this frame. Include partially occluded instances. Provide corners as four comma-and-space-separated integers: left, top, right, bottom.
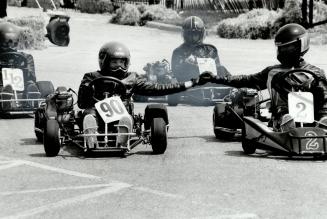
171, 43, 223, 82
215, 60, 327, 120
78, 71, 187, 109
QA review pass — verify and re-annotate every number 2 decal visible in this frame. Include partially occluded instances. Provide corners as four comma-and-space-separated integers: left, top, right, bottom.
305, 131, 319, 150
296, 102, 306, 119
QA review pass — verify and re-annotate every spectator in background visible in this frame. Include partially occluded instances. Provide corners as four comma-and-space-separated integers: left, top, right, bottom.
0, 0, 7, 18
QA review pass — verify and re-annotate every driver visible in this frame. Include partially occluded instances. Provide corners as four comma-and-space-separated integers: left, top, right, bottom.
171, 16, 229, 81
78, 41, 207, 148
0, 22, 37, 104
201, 23, 327, 131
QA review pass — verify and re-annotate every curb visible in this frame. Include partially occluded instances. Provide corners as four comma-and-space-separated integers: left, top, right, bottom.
145, 21, 182, 32
145, 21, 217, 36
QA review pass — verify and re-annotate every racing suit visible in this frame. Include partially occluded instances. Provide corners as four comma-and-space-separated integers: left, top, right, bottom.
171, 42, 223, 82
214, 59, 327, 126
171, 43, 230, 101
77, 70, 190, 109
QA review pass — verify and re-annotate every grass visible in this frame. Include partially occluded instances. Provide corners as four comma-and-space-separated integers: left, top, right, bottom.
156, 9, 238, 29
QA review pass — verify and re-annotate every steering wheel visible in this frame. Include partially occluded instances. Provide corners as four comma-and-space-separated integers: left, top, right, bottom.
0, 52, 28, 69
273, 69, 321, 93
88, 76, 127, 102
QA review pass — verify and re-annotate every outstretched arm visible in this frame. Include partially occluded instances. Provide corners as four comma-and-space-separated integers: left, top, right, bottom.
212, 66, 270, 90
132, 77, 195, 96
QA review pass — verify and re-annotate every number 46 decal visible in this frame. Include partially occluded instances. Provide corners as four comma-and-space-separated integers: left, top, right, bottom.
95, 96, 129, 124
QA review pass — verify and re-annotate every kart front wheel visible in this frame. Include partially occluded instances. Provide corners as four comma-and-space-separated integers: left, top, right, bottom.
241, 125, 256, 154
213, 104, 235, 139
150, 118, 167, 154
44, 119, 61, 157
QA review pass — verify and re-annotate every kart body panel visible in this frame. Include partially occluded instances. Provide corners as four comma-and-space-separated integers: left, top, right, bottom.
243, 116, 327, 155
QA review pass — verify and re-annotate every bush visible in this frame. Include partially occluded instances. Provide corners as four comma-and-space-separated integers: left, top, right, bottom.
137, 3, 148, 14
1, 16, 47, 50
8, 0, 21, 6
26, 0, 61, 9
273, 0, 302, 31
76, 0, 114, 14
139, 5, 180, 26
110, 4, 141, 26
216, 9, 282, 39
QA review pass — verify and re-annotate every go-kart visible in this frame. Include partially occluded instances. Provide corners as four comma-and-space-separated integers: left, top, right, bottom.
215, 68, 327, 157
133, 59, 173, 103
0, 51, 54, 116
168, 44, 233, 106
212, 87, 261, 139
34, 76, 169, 157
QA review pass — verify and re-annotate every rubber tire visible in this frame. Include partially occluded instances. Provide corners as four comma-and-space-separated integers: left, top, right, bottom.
44, 119, 61, 157
36, 81, 55, 98
241, 124, 256, 154
213, 104, 235, 139
167, 94, 179, 106
150, 118, 167, 154
34, 110, 43, 142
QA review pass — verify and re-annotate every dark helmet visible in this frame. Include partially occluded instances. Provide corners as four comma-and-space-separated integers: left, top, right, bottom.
98, 41, 131, 78
0, 22, 20, 50
182, 16, 206, 44
274, 23, 309, 66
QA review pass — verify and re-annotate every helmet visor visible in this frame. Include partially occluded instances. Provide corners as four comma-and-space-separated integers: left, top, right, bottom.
277, 41, 301, 57
183, 30, 203, 43
109, 58, 128, 72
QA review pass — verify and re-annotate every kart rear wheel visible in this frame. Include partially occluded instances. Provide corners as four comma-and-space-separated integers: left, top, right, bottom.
241, 125, 256, 154
150, 118, 167, 154
36, 81, 55, 98
44, 119, 61, 157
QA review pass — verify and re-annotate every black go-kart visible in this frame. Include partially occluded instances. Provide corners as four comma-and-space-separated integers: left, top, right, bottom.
34, 76, 169, 157
0, 52, 54, 116
168, 44, 233, 106
213, 68, 327, 157
133, 59, 173, 103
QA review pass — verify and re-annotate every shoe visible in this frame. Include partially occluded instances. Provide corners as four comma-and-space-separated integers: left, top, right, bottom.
116, 115, 133, 148
280, 114, 295, 132
83, 114, 99, 149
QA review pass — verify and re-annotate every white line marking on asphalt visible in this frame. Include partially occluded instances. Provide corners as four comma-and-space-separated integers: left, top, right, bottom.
132, 186, 184, 199
19, 160, 100, 179
0, 161, 18, 164
2, 182, 131, 219
192, 213, 259, 219
0, 161, 24, 171
0, 183, 120, 196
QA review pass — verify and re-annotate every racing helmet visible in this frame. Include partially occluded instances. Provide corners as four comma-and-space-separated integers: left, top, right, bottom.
274, 23, 309, 66
182, 16, 206, 44
98, 41, 131, 79
0, 22, 20, 50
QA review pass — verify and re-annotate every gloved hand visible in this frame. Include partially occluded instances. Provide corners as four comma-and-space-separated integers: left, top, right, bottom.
198, 71, 216, 85
185, 71, 216, 88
